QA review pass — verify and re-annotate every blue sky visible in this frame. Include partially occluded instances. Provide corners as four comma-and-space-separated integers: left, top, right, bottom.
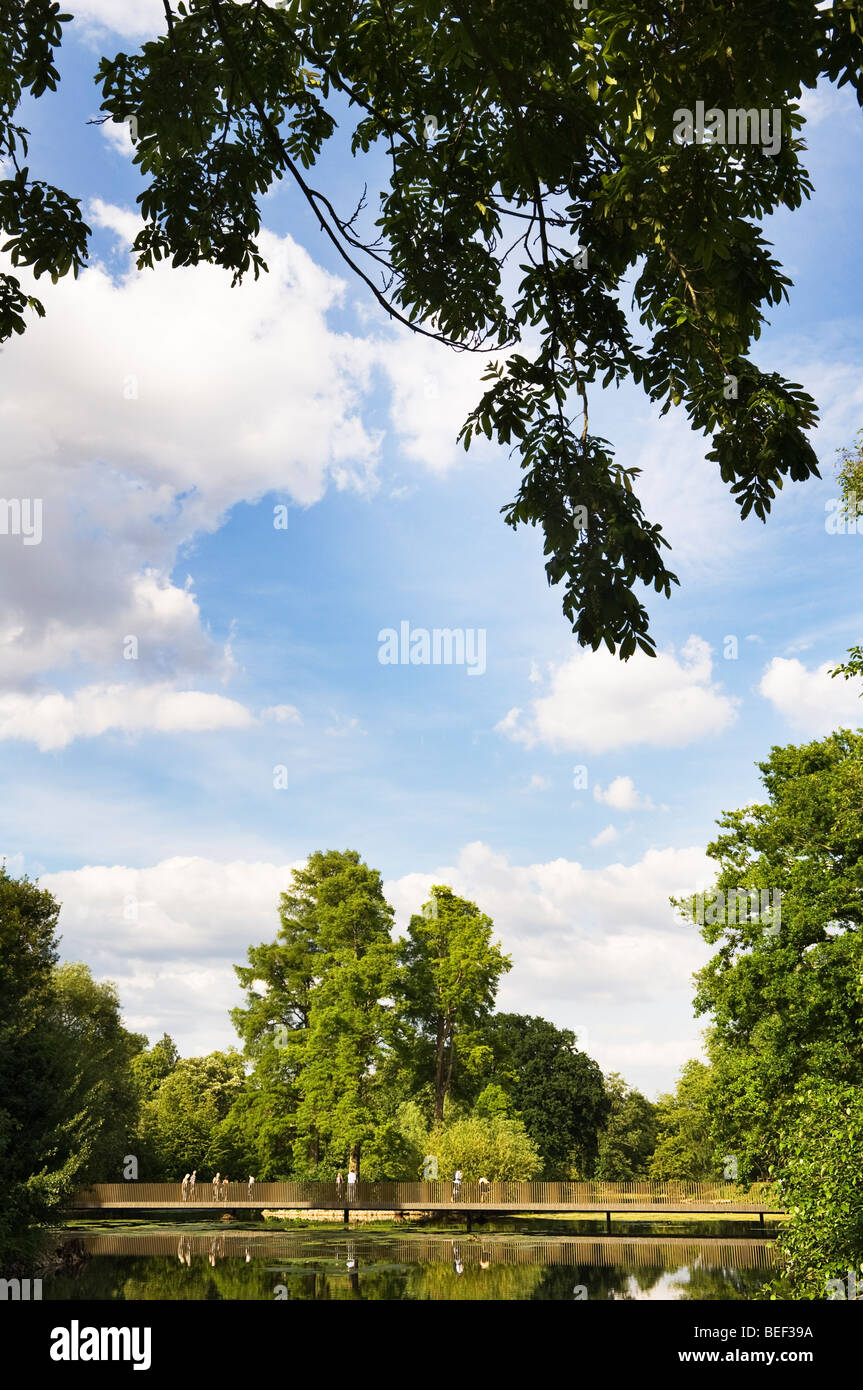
2, 2, 863, 1097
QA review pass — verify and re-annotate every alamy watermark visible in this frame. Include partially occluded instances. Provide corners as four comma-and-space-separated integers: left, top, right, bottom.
0, 497, 42, 545
825, 494, 863, 533
673, 102, 782, 157
825, 1269, 863, 1300
690, 888, 781, 934
378, 621, 486, 676
0, 1277, 42, 1300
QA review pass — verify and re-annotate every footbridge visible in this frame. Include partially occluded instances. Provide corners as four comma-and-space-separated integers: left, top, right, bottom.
66, 1180, 783, 1228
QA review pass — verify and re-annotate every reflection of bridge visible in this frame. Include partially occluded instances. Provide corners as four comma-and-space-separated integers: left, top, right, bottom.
71, 1230, 777, 1270
67, 1180, 783, 1228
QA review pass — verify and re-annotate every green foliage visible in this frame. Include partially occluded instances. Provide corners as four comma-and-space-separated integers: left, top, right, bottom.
0, 866, 144, 1252
5, 1, 853, 648
0, 2, 90, 339
829, 429, 863, 687
595, 1071, 657, 1180
399, 884, 511, 1122
769, 1079, 863, 1299
130, 1033, 179, 1101
137, 1050, 246, 1179
0, 864, 64, 1245
477, 1012, 609, 1177
234, 849, 398, 1176
432, 1111, 542, 1182
359, 1118, 425, 1181
675, 729, 863, 1177
472, 1083, 513, 1120
290, 850, 398, 1172
648, 1059, 720, 1181
49, 962, 145, 1183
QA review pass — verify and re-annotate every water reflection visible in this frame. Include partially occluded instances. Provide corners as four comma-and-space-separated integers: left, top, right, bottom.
43, 1228, 776, 1301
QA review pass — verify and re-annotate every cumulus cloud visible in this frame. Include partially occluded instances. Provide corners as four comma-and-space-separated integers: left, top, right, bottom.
0, 683, 255, 751
71, 0, 165, 38
262, 705, 303, 725
0, 205, 382, 704
375, 323, 504, 474
43, 854, 302, 1054
594, 775, 654, 812
590, 824, 619, 848
384, 840, 714, 1093
759, 657, 863, 735
496, 636, 739, 753
35, 841, 713, 1091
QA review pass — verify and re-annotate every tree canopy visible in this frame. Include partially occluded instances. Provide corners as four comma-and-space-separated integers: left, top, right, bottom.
677, 729, 863, 1180
478, 1012, 608, 1177
399, 884, 511, 1121
4, 1, 857, 652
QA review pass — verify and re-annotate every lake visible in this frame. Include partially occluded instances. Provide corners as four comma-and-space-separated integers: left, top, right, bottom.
43, 1218, 778, 1300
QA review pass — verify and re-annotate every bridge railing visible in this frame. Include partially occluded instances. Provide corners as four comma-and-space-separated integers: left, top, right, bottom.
68, 1179, 780, 1211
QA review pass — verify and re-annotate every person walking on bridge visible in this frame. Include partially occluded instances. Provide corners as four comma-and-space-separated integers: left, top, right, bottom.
221, 1175, 229, 1202
181, 1173, 190, 1203
347, 1168, 357, 1202
189, 1170, 197, 1201
452, 1167, 463, 1202
212, 1172, 220, 1202
336, 1170, 344, 1201
248, 1175, 255, 1202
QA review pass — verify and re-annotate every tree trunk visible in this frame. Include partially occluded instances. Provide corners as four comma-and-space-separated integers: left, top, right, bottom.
434, 1020, 447, 1122
349, 1143, 360, 1180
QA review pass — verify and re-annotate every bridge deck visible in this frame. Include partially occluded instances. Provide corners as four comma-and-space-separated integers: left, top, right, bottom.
66, 1180, 783, 1216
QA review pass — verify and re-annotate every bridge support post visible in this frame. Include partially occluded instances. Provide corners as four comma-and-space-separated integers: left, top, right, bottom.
343, 1208, 349, 1225
605, 1210, 612, 1234
466, 1213, 472, 1233
759, 1211, 765, 1227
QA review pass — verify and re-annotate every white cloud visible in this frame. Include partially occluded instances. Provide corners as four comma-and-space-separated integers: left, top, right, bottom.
759, 657, 863, 735
71, 0, 165, 38
385, 840, 714, 1094
263, 705, 303, 725
43, 854, 302, 1054
0, 206, 382, 702
527, 773, 551, 791
496, 636, 739, 753
594, 775, 654, 811
35, 840, 714, 1091
375, 328, 503, 474
590, 824, 619, 847
324, 713, 366, 738
100, 118, 136, 156
0, 682, 255, 751
46, 855, 297, 957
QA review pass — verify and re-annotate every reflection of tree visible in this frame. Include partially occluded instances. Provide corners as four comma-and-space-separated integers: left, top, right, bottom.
41, 1233, 774, 1301
675, 1263, 769, 1302
405, 1262, 546, 1301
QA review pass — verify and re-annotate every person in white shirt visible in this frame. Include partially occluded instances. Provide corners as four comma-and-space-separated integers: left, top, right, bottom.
347, 1168, 357, 1201
452, 1167, 463, 1202
181, 1173, 190, 1203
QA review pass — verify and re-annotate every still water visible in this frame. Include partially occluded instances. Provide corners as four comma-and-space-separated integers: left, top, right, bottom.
45, 1220, 777, 1301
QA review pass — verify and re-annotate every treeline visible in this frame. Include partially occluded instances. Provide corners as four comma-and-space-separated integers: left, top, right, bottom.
3, 728, 862, 1295
658, 729, 863, 1299
2, 849, 673, 1263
